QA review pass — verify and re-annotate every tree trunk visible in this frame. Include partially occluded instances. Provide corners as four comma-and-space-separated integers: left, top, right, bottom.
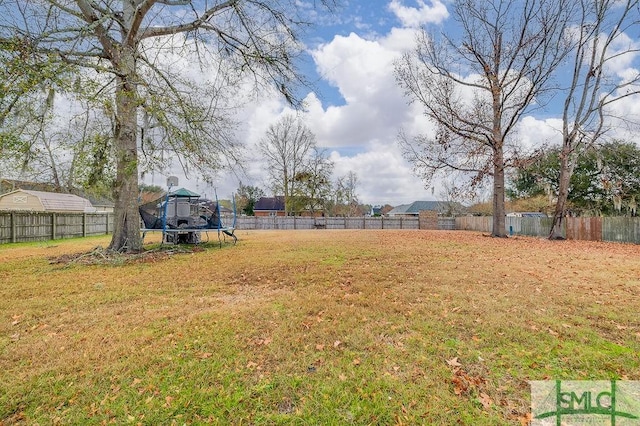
492, 148, 507, 238
108, 49, 142, 253
549, 144, 573, 240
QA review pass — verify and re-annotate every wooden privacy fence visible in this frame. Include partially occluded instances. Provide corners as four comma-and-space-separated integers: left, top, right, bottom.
456, 216, 557, 237
0, 212, 114, 244
455, 216, 640, 244
235, 216, 457, 231
236, 216, 419, 230
1, 211, 638, 245
232, 215, 640, 244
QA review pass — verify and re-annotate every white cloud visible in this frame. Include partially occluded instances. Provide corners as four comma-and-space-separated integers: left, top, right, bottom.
298, 26, 451, 205
387, 0, 449, 28
606, 33, 640, 80
329, 144, 437, 205
308, 33, 410, 147
515, 116, 564, 149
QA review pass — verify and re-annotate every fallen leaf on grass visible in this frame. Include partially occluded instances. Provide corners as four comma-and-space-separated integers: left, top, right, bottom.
446, 357, 462, 367
451, 369, 486, 397
452, 377, 466, 396
518, 413, 532, 425
352, 358, 361, 366
254, 338, 272, 346
478, 392, 492, 410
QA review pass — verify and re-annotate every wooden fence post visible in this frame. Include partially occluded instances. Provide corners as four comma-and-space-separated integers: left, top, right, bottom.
52, 213, 57, 240
10, 212, 16, 243
83, 213, 87, 237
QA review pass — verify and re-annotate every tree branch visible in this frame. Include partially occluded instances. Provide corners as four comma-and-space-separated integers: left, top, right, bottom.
138, 0, 239, 40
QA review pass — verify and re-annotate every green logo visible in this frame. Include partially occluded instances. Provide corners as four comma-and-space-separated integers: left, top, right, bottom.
531, 380, 640, 425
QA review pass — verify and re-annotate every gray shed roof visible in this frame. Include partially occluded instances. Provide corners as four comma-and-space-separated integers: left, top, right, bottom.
20, 190, 95, 212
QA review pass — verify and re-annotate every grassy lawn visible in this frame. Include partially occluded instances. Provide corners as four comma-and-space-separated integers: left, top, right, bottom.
1, 230, 639, 424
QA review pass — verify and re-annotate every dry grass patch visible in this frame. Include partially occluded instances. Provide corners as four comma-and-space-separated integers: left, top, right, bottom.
1, 230, 639, 424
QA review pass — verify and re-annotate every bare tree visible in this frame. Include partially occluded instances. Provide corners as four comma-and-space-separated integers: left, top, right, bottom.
0, 0, 336, 252
394, 0, 573, 237
439, 179, 472, 217
548, 0, 640, 239
334, 171, 359, 217
259, 114, 316, 215
293, 147, 334, 215
235, 182, 265, 216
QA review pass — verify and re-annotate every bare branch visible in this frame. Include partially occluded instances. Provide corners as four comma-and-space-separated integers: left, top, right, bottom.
139, 0, 239, 40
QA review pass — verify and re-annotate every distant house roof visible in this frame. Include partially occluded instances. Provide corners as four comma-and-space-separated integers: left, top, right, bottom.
0, 189, 95, 212
198, 199, 232, 214
139, 190, 165, 205
254, 196, 285, 211
387, 201, 464, 216
387, 203, 411, 215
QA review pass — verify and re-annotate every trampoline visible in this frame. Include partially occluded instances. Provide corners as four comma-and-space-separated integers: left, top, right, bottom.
139, 187, 237, 246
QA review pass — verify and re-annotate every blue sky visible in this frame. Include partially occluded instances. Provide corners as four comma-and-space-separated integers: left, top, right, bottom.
148, 0, 639, 206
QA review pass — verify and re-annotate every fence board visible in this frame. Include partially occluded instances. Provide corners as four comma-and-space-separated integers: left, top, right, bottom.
438, 218, 456, 230
366, 218, 383, 229
456, 216, 492, 232
520, 218, 555, 237
566, 217, 602, 241
602, 217, 640, 243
